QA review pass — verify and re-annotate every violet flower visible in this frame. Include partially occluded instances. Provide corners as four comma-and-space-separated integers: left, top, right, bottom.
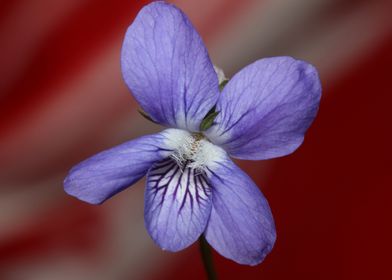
64, 1, 321, 266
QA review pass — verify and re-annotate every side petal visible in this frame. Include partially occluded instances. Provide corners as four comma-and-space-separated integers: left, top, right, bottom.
64, 129, 190, 205
144, 158, 212, 251
205, 56, 321, 160
204, 157, 276, 265
121, 2, 219, 131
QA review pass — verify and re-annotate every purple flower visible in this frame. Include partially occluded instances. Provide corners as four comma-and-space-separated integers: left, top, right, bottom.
64, 1, 321, 266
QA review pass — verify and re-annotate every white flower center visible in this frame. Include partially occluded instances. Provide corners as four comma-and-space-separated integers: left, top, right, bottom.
163, 129, 225, 173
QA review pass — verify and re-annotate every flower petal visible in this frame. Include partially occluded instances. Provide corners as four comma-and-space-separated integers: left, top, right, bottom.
144, 158, 213, 251
121, 2, 219, 131
204, 156, 276, 265
64, 129, 190, 204
205, 56, 321, 160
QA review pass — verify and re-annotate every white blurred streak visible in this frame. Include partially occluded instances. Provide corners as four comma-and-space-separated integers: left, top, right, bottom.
298, 1, 392, 81
0, 178, 59, 240
210, 0, 392, 82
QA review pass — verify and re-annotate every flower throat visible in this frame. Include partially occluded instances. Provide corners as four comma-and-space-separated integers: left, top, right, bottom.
170, 133, 208, 172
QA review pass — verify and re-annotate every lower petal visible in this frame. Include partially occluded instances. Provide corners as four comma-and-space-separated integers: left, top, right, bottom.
145, 158, 213, 251
204, 157, 276, 265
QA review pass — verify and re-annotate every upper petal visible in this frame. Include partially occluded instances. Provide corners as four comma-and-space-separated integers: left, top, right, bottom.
121, 2, 219, 131
204, 157, 276, 265
64, 129, 190, 204
205, 56, 321, 160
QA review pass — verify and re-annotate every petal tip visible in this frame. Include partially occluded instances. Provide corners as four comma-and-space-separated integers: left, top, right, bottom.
63, 174, 104, 205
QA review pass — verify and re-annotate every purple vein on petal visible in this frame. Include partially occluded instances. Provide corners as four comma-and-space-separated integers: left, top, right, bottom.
144, 157, 213, 252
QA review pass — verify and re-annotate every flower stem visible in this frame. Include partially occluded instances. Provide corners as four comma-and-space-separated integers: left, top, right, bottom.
198, 236, 218, 280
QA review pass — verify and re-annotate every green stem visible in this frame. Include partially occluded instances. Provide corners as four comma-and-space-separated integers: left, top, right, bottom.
199, 236, 218, 280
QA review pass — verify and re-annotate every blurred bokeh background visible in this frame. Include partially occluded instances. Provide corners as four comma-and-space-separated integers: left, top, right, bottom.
1, 0, 391, 279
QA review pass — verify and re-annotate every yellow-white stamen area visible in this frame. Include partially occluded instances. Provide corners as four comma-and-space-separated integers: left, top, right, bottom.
162, 128, 225, 173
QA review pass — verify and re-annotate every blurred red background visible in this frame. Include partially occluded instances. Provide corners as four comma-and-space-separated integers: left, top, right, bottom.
1, 0, 391, 279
